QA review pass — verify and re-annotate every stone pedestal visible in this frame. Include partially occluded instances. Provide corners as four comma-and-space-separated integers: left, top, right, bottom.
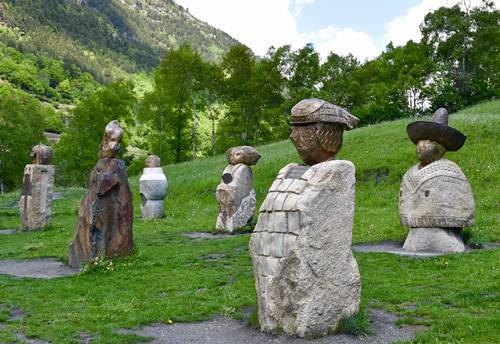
19, 164, 55, 231
68, 159, 133, 268
140, 167, 168, 220
403, 227, 465, 253
249, 160, 361, 338
216, 164, 256, 232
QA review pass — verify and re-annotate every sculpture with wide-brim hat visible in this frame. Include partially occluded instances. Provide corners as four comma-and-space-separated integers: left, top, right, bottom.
406, 108, 466, 151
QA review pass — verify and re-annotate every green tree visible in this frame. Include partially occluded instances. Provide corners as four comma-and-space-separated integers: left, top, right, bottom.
420, 1, 500, 107
220, 44, 256, 145
54, 80, 136, 186
0, 85, 47, 192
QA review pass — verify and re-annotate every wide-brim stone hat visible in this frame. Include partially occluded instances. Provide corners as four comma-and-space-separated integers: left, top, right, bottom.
407, 108, 466, 151
291, 98, 359, 130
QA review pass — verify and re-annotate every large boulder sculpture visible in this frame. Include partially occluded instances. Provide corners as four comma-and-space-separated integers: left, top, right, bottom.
399, 108, 475, 253
140, 155, 168, 219
19, 145, 55, 231
215, 146, 261, 232
249, 98, 361, 338
68, 120, 134, 268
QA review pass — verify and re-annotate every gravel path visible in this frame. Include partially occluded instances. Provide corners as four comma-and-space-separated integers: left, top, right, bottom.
117, 307, 417, 344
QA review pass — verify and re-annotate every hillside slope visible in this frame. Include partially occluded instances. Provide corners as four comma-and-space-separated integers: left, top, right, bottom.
1, 0, 241, 83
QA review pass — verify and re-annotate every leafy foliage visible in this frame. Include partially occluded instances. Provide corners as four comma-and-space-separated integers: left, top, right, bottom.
54, 80, 136, 186
0, 84, 48, 192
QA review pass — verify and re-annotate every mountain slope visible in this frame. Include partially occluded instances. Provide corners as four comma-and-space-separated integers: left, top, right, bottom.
1, 0, 241, 83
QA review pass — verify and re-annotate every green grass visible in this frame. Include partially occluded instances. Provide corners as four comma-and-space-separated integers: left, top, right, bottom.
0, 100, 499, 343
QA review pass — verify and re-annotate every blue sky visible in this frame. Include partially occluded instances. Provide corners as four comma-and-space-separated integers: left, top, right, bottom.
174, 0, 499, 61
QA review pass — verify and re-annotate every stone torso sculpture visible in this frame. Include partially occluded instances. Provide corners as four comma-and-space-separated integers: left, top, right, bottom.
399, 108, 475, 253
249, 98, 361, 338
19, 145, 55, 231
139, 155, 168, 220
68, 120, 134, 267
215, 146, 261, 232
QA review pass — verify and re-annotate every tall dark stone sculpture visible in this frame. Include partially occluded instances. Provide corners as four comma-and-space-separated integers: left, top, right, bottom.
68, 120, 134, 267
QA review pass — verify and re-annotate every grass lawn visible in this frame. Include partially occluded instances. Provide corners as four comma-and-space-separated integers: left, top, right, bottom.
0, 100, 498, 343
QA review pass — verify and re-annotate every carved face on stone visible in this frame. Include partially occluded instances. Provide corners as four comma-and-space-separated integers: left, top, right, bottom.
416, 139, 446, 168
99, 120, 124, 159
226, 146, 261, 165
145, 155, 161, 168
290, 122, 343, 166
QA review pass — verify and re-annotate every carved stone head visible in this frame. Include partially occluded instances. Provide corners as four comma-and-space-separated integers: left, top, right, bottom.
98, 120, 124, 159
407, 108, 466, 167
226, 146, 261, 166
30, 145, 53, 165
145, 155, 161, 168
290, 98, 359, 166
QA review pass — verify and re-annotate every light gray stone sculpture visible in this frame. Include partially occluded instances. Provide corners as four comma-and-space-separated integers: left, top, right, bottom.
216, 146, 261, 232
140, 155, 168, 220
400, 108, 475, 253
19, 146, 55, 231
249, 98, 361, 338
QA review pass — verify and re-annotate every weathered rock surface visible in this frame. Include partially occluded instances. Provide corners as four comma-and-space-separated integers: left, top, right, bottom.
30, 145, 53, 165
226, 146, 261, 166
19, 164, 55, 231
249, 160, 361, 338
216, 164, 256, 232
140, 167, 168, 219
403, 227, 465, 253
399, 158, 475, 228
68, 158, 133, 267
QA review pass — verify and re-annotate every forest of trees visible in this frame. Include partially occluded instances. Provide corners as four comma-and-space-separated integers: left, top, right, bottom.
0, 1, 499, 191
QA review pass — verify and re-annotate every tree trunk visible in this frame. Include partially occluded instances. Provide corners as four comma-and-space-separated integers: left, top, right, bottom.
160, 109, 163, 163
210, 103, 216, 156
177, 99, 183, 163
189, 79, 197, 160
254, 107, 261, 147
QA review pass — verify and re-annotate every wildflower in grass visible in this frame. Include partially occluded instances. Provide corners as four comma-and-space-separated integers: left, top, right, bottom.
168, 320, 172, 324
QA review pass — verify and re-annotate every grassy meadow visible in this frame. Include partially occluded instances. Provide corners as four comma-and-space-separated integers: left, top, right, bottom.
0, 100, 498, 343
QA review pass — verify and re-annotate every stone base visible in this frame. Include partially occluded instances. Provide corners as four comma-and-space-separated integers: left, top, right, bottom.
19, 164, 55, 231
403, 227, 465, 253
141, 200, 164, 220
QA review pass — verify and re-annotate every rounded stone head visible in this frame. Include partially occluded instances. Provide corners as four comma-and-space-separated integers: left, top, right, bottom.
30, 145, 53, 165
226, 146, 261, 166
290, 98, 359, 166
98, 120, 124, 159
145, 155, 161, 168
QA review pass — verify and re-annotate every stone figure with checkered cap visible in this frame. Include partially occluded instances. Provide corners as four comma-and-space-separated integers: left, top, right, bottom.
249, 98, 361, 338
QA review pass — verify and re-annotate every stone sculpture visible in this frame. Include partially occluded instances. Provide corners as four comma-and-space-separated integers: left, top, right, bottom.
68, 120, 134, 268
215, 146, 261, 232
249, 98, 361, 338
140, 155, 168, 219
19, 145, 55, 231
399, 108, 475, 253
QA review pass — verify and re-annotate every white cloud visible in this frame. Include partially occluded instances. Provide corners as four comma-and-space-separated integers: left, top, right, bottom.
384, 0, 500, 48
291, 0, 315, 18
303, 27, 381, 62
175, 0, 306, 57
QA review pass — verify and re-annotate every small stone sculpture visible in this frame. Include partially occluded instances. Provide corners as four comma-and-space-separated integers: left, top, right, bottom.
19, 145, 55, 231
249, 98, 361, 338
399, 108, 475, 253
68, 120, 134, 267
140, 155, 168, 220
215, 146, 261, 232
